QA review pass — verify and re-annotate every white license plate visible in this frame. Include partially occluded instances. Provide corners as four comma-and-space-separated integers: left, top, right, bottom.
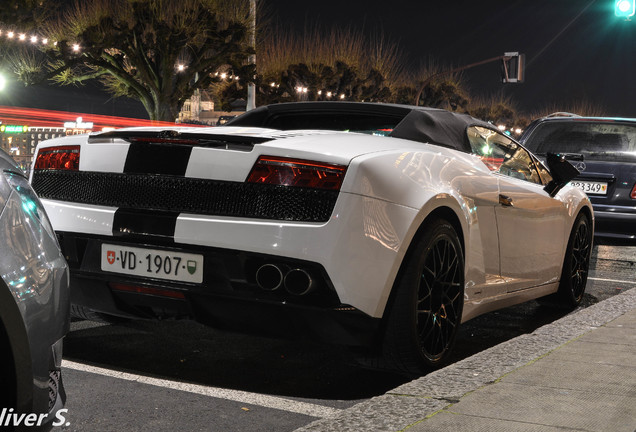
570, 180, 608, 195
101, 244, 204, 284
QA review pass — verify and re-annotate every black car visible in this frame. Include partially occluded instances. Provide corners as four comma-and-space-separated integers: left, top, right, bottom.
0, 150, 69, 431
521, 114, 636, 242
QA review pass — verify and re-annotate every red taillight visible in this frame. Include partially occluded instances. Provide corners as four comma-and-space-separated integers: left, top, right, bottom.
34, 145, 80, 170
631, 183, 636, 199
247, 156, 347, 191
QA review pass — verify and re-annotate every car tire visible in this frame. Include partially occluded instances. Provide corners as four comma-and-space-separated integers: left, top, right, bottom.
70, 304, 128, 325
539, 212, 592, 309
381, 218, 464, 376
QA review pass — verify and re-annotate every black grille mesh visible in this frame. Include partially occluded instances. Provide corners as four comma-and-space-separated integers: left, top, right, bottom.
32, 170, 338, 222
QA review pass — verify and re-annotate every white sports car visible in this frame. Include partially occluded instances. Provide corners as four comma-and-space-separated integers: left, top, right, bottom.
30, 102, 593, 374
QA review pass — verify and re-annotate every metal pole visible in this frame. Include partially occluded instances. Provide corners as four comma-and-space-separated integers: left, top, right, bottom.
246, 0, 256, 111
413, 55, 505, 106
193, 72, 201, 121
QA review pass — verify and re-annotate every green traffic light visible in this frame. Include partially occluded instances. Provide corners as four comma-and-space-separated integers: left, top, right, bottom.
616, 0, 635, 17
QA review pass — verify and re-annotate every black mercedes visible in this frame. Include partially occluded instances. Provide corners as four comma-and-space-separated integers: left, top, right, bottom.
521, 114, 636, 242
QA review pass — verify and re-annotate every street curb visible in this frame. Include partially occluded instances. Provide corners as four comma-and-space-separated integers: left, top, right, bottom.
294, 288, 636, 432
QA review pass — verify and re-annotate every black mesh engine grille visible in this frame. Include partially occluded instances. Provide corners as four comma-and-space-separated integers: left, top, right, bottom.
32, 170, 339, 222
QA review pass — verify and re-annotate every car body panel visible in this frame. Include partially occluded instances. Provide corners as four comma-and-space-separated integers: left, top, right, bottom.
495, 174, 567, 290
175, 194, 418, 317
0, 151, 69, 430
37, 132, 506, 319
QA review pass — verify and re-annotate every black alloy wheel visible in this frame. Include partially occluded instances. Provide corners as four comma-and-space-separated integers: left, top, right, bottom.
382, 218, 464, 375
416, 231, 464, 363
539, 212, 592, 309
559, 212, 592, 307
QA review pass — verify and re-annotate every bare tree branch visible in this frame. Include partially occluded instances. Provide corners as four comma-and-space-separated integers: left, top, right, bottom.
2, 0, 251, 121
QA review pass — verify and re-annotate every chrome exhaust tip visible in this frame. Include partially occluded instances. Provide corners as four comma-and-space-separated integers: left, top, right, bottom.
284, 269, 315, 296
255, 264, 284, 291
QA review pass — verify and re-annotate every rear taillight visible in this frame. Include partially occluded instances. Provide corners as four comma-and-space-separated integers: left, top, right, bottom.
631, 183, 636, 199
247, 156, 347, 191
34, 146, 80, 170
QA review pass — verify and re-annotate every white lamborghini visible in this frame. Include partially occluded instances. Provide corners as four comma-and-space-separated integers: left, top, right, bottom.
30, 102, 593, 374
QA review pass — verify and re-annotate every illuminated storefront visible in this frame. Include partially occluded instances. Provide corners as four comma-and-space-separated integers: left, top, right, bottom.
0, 118, 94, 173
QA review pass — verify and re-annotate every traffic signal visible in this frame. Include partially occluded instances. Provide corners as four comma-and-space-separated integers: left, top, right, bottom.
501, 52, 525, 83
615, 0, 635, 18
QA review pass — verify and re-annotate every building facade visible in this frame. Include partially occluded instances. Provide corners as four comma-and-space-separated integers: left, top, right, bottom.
0, 121, 93, 174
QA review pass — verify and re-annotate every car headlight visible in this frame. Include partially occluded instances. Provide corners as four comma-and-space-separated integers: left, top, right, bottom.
2, 170, 57, 240
0, 170, 66, 302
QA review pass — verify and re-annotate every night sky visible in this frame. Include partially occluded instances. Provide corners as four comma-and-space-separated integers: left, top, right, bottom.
267, 0, 636, 116
1, 0, 634, 119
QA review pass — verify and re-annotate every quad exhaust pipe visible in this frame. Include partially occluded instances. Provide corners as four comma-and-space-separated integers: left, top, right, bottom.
255, 264, 315, 296
284, 269, 315, 296
255, 264, 285, 291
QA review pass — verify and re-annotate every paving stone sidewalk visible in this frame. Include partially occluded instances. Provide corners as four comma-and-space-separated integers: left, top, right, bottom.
296, 288, 636, 432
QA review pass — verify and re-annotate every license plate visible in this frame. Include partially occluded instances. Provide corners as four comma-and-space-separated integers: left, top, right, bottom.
570, 180, 608, 195
101, 244, 204, 284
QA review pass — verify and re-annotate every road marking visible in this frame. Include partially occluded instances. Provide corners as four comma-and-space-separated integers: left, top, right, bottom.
62, 360, 342, 419
588, 277, 636, 285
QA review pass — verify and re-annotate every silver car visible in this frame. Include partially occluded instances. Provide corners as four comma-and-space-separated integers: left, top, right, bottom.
0, 150, 69, 431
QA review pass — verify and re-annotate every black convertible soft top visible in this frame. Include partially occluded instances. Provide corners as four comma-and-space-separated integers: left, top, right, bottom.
225, 101, 493, 153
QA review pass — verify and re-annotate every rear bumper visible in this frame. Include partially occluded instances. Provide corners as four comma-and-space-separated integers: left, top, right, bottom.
62, 233, 382, 347
42, 192, 418, 319
593, 208, 636, 241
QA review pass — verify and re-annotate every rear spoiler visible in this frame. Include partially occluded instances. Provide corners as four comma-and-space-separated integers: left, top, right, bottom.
88, 129, 271, 150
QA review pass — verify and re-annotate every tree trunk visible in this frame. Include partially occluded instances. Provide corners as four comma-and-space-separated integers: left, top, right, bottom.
149, 100, 180, 122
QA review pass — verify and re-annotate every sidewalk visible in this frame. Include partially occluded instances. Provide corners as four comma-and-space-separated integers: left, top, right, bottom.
296, 287, 636, 432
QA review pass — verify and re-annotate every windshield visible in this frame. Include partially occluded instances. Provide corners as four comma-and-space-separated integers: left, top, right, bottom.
524, 121, 636, 162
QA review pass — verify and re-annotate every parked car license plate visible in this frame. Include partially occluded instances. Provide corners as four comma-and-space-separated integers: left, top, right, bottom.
101, 244, 204, 283
570, 180, 608, 195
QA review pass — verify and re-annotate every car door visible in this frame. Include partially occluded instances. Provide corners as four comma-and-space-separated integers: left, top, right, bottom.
479, 128, 568, 291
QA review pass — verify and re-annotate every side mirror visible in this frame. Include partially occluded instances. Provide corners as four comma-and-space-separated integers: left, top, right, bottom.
544, 152, 580, 197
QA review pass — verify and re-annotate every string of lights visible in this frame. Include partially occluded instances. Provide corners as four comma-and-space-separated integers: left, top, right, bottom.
1, 26, 349, 101
0, 27, 83, 52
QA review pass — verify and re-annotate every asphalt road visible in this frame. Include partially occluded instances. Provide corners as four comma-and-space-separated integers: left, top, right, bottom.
57, 244, 636, 432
